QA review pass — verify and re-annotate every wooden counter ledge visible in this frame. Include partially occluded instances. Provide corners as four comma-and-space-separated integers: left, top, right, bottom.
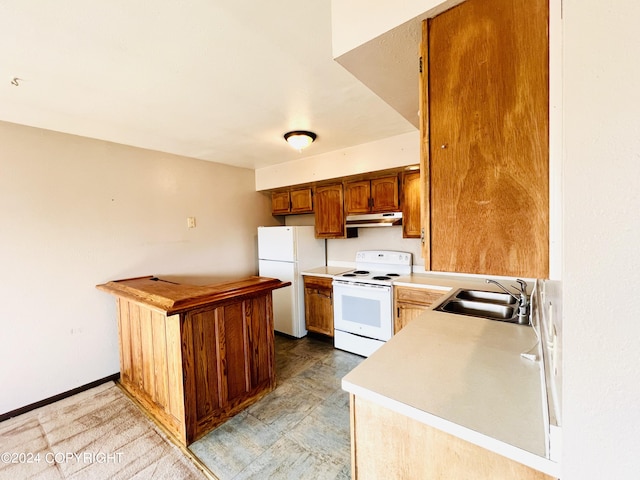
97, 274, 290, 315
97, 275, 290, 445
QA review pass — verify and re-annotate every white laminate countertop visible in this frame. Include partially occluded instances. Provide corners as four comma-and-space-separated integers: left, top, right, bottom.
300, 266, 354, 278
342, 277, 560, 477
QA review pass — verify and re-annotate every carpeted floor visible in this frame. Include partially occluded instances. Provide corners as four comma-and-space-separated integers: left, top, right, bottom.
0, 382, 208, 480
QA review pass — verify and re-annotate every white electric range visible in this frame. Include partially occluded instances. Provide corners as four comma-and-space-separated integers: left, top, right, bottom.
332, 250, 412, 357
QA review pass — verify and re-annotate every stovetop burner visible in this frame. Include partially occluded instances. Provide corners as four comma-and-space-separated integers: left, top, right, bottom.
336, 270, 403, 285
334, 250, 413, 286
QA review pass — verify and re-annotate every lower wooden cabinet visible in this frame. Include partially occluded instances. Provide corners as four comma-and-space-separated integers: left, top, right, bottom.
350, 395, 555, 480
394, 286, 447, 334
303, 275, 334, 337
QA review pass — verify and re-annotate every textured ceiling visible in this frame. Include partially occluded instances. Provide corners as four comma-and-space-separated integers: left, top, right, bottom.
0, 0, 415, 170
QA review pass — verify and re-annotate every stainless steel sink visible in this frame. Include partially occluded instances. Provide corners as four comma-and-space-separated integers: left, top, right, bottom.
435, 288, 523, 324
454, 289, 517, 305
438, 299, 516, 321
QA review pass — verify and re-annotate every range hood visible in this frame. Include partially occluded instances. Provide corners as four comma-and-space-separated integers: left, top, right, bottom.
346, 212, 403, 228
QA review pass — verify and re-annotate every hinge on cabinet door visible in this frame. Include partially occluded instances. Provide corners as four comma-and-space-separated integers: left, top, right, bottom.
420, 227, 425, 245
419, 56, 423, 74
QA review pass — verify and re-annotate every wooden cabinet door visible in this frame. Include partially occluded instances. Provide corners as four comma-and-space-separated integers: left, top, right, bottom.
304, 276, 334, 337
345, 176, 399, 214
344, 180, 371, 214
315, 184, 346, 238
425, 0, 549, 278
370, 176, 399, 212
271, 188, 313, 215
290, 188, 313, 214
402, 171, 421, 238
394, 286, 447, 334
271, 191, 291, 215
395, 304, 429, 334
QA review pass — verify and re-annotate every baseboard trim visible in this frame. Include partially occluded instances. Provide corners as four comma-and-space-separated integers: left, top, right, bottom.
0, 373, 120, 423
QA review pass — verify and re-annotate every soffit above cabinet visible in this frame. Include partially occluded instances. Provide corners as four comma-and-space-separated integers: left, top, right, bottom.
332, 0, 464, 129
334, 21, 421, 129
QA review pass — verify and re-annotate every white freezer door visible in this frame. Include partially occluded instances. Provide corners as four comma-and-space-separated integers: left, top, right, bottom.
258, 226, 295, 262
258, 259, 305, 338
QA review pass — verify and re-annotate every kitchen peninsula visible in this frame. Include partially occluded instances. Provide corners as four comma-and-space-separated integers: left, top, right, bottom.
342, 274, 559, 480
97, 275, 289, 445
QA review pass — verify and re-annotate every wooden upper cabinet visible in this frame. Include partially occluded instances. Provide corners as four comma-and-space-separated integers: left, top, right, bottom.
314, 184, 346, 238
423, 0, 549, 278
271, 188, 313, 215
345, 175, 399, 215
402, 171, 421, 238
290, 188, 313, 214
271, 191, 291, 215
344, 180, 371, 214
371, 176, 399, 212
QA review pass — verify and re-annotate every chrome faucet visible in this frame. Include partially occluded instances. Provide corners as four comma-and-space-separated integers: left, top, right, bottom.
486, 278, 530, 325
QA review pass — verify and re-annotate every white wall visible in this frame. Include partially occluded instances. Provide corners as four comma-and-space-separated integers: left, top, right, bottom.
0, 121, 277, 415
285, 214, 423, 266
562, 1, 640, 478
255, 131, 419, 191
327, 228, 423, 267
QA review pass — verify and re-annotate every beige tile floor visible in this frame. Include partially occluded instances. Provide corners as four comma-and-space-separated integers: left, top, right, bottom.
189, 335, 364, 480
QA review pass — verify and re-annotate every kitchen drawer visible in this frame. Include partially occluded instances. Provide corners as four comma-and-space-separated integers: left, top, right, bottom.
395, 286, 447, 307
303, 276, 333, 290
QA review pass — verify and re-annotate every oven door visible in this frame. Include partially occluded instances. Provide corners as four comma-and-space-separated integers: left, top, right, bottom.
332, 280, 392, 341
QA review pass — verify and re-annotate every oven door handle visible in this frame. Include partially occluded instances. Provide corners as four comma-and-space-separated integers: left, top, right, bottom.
332, 280, 391, 291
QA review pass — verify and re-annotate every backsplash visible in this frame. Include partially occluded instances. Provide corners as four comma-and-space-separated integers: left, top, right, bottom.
538, 278, 563, 462
284, 214, 423, 267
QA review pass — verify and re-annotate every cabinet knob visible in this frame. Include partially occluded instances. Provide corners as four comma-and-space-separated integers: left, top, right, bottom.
440, 144, 447, 149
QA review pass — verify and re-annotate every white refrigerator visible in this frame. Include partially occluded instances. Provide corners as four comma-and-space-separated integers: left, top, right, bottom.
258, 226, 326, 338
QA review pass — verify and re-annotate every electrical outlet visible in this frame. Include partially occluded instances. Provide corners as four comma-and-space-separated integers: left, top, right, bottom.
187, 217, 196, 228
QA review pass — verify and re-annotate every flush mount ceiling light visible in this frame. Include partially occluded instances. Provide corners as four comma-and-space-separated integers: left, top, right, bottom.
284, 130, 317, 151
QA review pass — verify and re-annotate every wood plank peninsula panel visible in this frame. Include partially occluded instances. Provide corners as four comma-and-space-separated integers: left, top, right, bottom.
97, 275, 289, 445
